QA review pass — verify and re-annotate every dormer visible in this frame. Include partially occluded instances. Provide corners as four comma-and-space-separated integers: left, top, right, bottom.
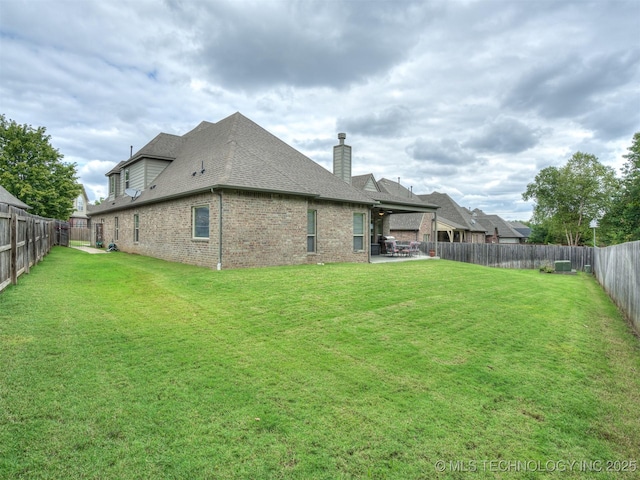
115, 156, 172, 195
106, 132, 183, 199
106, 161, 124, 200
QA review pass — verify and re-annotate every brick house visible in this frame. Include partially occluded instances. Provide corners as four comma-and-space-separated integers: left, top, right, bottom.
470, 209, 526, 243
89, 113, 438, 269
418, 192, 487, 243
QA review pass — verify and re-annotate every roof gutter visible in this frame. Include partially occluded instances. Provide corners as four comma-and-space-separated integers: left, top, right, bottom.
376, 202, 440, 213
92, 183, 377, 215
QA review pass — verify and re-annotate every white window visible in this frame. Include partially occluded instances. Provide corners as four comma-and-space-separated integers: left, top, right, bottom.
307, 210, 317, 253
133, 214, 139, 242
353, 213, 365, 251
193, 206, 209, 239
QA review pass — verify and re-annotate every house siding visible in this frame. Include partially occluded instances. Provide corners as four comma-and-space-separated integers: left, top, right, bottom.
144, 159, 171, 187
108, 174, 121, 200
122, 162, 145, 192
95, 191, 369, 270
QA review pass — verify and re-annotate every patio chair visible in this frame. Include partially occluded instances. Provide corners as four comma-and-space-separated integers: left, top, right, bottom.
385, 240, 399, 256
398, 243, 411, 256
409, 241, 421, 256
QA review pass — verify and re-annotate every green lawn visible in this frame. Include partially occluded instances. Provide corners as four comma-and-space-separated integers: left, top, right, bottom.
1, 247, 638, 479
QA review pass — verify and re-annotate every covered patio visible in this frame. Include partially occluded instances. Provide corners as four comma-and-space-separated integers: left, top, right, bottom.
369, 201, 440, 259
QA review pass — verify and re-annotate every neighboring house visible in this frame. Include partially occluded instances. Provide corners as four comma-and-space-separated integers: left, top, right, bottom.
361, 178, 436, 243
509, 221, 531, 241
69, 185, 90, 227
89, 112, 438, 269
0, 185, 30, 211
351, 175, 438, 246
418, 192, 486, 243
471, 209, 526, 244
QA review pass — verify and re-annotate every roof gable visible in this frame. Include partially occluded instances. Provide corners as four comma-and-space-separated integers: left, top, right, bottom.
352, 174, 380, 192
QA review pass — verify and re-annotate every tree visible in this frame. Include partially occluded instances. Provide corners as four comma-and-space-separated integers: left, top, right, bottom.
0, 115, 81, 219
600, 132, 640, 244
523, 152, 619, 246
526, 220, 564, 244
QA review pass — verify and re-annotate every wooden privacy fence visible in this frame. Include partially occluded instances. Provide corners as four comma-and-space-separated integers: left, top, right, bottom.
594, 241, 640, 334
423, 241, 593, 271
0, 203, 64, 293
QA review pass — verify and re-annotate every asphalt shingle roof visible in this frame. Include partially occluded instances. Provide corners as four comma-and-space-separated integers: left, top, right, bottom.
474, 214, 524, 239
389, 213, 424, 230
351, 175, 438, 212
419, 192, 485, 232
510, 221, 531, 238
93, 113, 377, 214
0, 185, 30, 209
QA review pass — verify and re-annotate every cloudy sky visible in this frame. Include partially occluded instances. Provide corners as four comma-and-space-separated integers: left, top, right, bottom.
1, 0, 639, 219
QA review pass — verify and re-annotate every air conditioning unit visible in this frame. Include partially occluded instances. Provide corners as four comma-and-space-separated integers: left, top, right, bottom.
554, 260, 571, 272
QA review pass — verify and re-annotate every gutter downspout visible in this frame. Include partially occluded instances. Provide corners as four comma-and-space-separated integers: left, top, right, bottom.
434, 210, 438, 258
367, 208, 371, 263
217, 190, 223, 270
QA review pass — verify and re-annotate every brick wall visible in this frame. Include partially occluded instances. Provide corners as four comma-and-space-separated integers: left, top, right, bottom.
93, 191, 370, 269
391, 231, 419, 242
389, 212, 435, 243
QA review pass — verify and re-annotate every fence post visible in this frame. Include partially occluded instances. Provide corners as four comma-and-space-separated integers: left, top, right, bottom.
24, 217, 31, 274
10, 213, 17, 285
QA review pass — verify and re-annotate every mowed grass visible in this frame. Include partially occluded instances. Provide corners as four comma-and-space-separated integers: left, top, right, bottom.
1, 247, 638, 479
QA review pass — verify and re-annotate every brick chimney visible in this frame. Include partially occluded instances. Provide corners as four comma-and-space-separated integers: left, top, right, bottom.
333, 133, 352, 184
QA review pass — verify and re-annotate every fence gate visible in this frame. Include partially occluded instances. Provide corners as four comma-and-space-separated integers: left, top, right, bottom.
55, 221, 69, 247
69, 226, 91, 246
